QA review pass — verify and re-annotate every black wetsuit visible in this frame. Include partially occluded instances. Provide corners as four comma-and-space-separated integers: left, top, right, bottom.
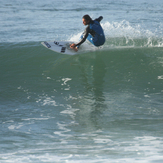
76, 16, 105, 47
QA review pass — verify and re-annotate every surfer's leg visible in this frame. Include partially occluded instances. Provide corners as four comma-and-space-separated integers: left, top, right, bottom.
88, 35, 105, 47
86, 34, 94, 45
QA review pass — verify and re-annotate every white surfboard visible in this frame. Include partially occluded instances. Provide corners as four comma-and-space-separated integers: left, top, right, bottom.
41, 40, 98, 55
41, 41, 79, 55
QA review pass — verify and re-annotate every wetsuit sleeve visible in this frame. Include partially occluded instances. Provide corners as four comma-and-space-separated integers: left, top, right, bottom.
95, 16, 103, 22
75, 26, 89, 47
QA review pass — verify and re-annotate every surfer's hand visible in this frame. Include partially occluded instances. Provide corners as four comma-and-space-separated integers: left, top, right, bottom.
70, 43, 76, 48
74, 46, 78, 52
70, 43, 78, 52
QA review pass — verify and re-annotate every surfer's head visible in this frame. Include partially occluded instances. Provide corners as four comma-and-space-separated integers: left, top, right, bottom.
82, 15, 92, 25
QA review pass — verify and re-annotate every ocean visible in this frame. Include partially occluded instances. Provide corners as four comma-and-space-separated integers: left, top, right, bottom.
0, 0, 163, 162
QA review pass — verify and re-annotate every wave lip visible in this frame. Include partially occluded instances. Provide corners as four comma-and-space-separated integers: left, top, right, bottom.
102, 20, 163, 48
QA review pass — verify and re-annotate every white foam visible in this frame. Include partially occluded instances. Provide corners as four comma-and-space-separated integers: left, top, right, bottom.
60, 107, 80, 120
69, 32, 82, 42
158, 75, 163, 79
102, 20, 142, 38
69, 20, 163, 48
1, 134, 163, 163
37, 97, 58, 106
22, 117, 54, 121
94, 138, 112, 144
8, 124, 23, 130
61, 77, 72, 85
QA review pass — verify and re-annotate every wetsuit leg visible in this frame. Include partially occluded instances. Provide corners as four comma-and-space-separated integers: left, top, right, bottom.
76, 33, 105, 48
86, 34, 94, 45
77, 34, 94, 48
87, 34, 105, 46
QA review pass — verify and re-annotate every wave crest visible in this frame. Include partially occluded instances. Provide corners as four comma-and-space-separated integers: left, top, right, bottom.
69, 20, 163, 48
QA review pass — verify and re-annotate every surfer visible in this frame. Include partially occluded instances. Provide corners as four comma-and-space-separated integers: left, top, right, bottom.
70, 15, 105, 51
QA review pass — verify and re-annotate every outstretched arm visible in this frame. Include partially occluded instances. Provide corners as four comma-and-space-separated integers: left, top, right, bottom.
75, 26, 89, 47
70, 26, 89, 51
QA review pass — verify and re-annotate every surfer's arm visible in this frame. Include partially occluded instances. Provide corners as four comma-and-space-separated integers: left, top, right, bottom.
95, 16, 103, 22
75, 26, 89, 47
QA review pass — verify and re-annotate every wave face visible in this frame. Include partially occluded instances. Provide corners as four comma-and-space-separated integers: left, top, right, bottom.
1, 41, 163, 101
1, 41, 163, 162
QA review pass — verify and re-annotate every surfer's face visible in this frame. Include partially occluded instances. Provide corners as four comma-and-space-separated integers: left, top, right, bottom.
82, 18, 89, 25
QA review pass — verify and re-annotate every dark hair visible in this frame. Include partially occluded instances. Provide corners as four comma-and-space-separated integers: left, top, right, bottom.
82, 15, 92, 21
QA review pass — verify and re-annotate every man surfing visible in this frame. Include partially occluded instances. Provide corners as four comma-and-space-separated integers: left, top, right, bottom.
70, 15, 105, 51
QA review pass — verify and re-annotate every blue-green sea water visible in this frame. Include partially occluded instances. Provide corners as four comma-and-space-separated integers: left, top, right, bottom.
0, 0, 163, 162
